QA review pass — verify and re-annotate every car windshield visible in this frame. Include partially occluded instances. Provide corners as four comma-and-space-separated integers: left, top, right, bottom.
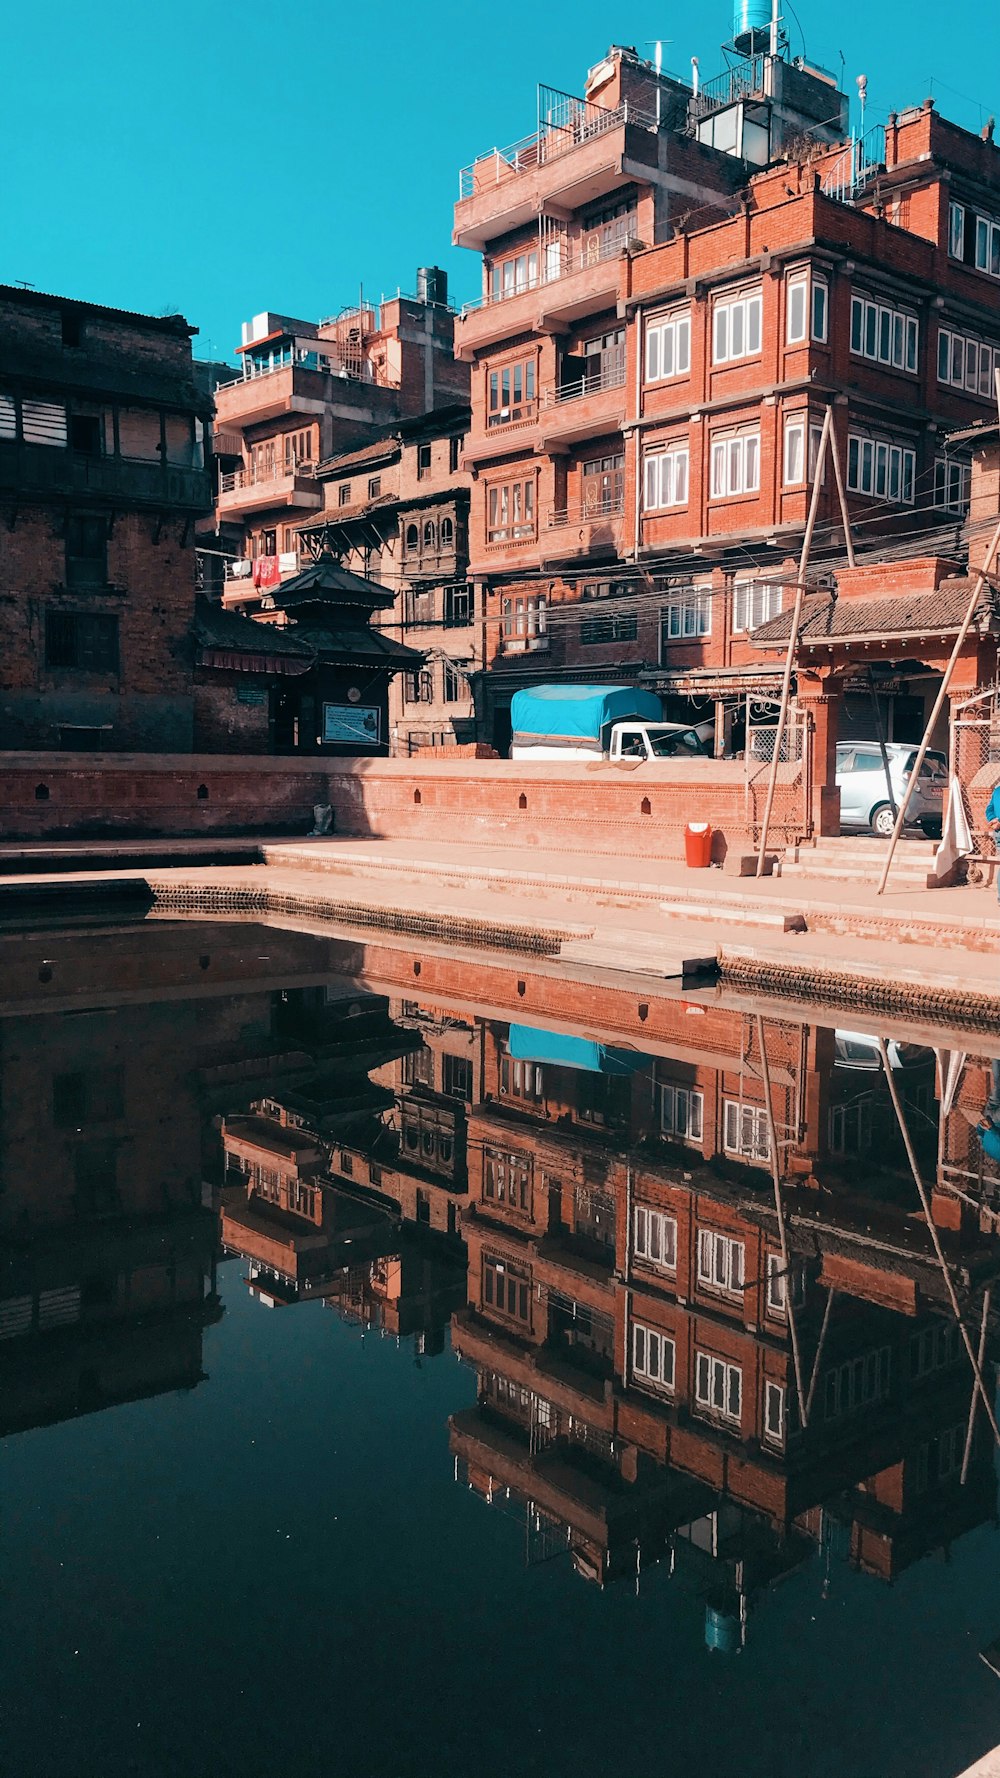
647, 728, 704, 758
908, 750, 948, 779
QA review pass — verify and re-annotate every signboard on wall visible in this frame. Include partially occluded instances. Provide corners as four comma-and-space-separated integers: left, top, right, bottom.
322, 703, 381, 745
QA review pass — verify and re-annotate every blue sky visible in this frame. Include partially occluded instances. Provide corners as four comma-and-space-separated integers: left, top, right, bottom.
5, 0, 999, 367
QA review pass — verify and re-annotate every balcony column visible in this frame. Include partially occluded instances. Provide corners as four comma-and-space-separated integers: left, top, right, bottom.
112, 404, 121, 458
797, 668, 841, 837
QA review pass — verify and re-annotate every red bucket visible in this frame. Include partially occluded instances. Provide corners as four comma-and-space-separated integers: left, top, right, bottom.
684, 822, 713, 868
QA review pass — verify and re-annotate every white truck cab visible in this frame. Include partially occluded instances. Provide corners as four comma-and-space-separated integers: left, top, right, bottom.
609, 722, 711, 762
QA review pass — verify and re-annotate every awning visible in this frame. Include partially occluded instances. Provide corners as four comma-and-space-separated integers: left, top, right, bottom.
508, 1024, 649, 1075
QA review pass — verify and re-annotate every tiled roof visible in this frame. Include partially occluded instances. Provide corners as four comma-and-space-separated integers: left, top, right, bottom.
315, 434, 401, 475
751, 581, 990, 647
192, 600, 312, 656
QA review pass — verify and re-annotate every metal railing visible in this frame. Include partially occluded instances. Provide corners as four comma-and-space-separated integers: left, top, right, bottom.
687, 54, 767, 125
460, 228, 633, 317
224, 551, 299, 581
547, 494, 625, 529
215, 347, 373, 391
546, 364, 627, 405
819, 126, 886, 205
458, 91, 655, 199
219, 463, 316, 495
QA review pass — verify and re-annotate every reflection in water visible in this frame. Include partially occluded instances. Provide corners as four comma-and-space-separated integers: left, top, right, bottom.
4, 919, 1000, 1771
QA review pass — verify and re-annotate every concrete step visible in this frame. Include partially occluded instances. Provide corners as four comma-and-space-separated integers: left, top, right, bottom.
658, 897, 806, 931
559, 929, 717, 979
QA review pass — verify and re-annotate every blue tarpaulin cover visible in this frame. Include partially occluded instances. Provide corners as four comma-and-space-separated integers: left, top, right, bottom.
510, 683, 662, 742
508, 1024, 648, 1076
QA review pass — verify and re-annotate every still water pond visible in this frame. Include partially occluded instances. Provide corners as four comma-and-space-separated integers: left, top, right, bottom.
3, 918, 1000, 1778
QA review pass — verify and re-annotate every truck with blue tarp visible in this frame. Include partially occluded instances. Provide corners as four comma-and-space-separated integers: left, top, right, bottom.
509, 683, 710, 762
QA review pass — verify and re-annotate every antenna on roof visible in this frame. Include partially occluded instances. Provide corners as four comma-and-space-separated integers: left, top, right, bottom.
13, 279, 35, 289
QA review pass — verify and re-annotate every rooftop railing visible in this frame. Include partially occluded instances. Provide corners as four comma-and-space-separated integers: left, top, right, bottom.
458, 89, 655, 200
215, 348, 373, 392
819, 126, 886, 205
687, 55, 767, 124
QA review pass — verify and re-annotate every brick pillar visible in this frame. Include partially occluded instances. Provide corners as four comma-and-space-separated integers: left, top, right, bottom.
797, 675, 841, 838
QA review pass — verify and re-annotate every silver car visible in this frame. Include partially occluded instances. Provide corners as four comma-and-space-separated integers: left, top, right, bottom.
835, 742, 946, 838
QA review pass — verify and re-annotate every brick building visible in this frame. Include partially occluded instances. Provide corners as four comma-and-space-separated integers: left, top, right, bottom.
0, 285, 212, 751
208, 272, 468, 605
451, 43, 1000, 755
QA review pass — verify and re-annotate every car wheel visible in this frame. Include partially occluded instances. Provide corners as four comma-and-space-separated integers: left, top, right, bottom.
871, 803, 896, 838
919, 817, 942, 840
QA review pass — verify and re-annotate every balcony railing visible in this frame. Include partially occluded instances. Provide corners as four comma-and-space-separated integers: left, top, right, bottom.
0, 438, 210, 512
545, 364, 627, 405
215, 348, 374, 392
819, 127, 886, 205
547, 494, 625, 529
219, 464, 316, 495
458, 90, 655, 199
224, 551, 299, 582
461, 228, 633, 317
687, 55, 767, 126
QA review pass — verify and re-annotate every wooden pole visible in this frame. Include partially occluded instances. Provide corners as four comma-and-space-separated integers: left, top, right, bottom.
877, 1038, 1000, 1445
804, 1286, 835, 1424
876, 511, 1000, 895
961, 1288, 991, 1486
756, 1014, 808, 1424
827, 406, 856, 570
755, 406, 833, 877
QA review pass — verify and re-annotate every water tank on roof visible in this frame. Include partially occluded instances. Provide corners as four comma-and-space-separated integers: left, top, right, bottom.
733, 0, 771, 53
417, 266, 448, 307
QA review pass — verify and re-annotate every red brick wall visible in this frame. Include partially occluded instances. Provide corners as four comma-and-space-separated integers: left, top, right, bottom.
0, 753, 333, 838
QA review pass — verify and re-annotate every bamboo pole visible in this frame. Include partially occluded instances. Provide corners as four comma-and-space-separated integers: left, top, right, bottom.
876, 510, 1000, 895
804, 1286, 835, 1424
876, 1038, 1000, 1445
827, 405, 856, 570
756, 405, 833, 877
756, 1014, 808, 1424
961, 1288, 991, 1486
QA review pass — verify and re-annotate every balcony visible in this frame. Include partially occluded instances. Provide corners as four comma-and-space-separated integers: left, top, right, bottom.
0, 438, 211, 513
214, 357, 384, 430
217, 465, 323, 517
455, 247, 624, 358
455, 88, 658, 249
543, 495, 625, 565
538, 365, 627, 449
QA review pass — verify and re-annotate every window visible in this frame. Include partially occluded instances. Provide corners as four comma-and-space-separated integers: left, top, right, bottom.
786, 271, 828, 344
65, 514, 108, 589
645, 309, 691, 382
61, 310, 82, 347
405, 587, 433, 624
823, 1346, 892, 1420
483, 1253, 532, 1321
423, 520, 436, 549
849, 293, 919, 372
766, 1252, 804, 1316
643, 447, 689, 510
847, 433, 916, 503
488, 358, 537, 427
712, 288, 762, 364
581, 199, 637, 264
764, 1380, 786, 1446
937, 327, 1000, 398
694, 1351, 742, 1425
368, 475, 381, 498
632, 1205, 677, 1270
632, 1320, 676, 1392
404, 669, 434, 704
402, 1044, 433, 1087
697, 1229, 745, 1295
501, 592, 546, 648
22, 399, 67, 446
933, 456, 971, 512
0, 393, 15, 439
829, 1096, 874, 1156
909, 1321, 962, 1380
579, 609, 638, 645
340, 1151, 354, 1177
44, 612, 118, 673
490, 250, 539, 301
499, 1056, 542, 1100
488, 478, 535, 542
449, 436, 462, 473
442, 1053, 472, 1099
660, 1083, 703, 1142
440, 516, 454, 547
442, 659, 467, 703
338, 483, 351, 507
404, 523, 419, 552
417, 443, 432, 479
484, 1148, 532, 1213
722, 1100, 771, 1163
782, 416, 824, 487
710, 429, 760, 498
582, 453, 624, 517
733, 579, 782, 633
948, 200, 1000, 277
283, 427, 314, 469
444, 583, 472, 626
69, 414, 102, 456
659, 585, 711, 649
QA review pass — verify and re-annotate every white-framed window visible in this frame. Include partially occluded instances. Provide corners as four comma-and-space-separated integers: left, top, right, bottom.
697, 1229, 745, 1295
949, 200, 966, 261
849, 293, 919, 372
695, 1350, 742, 1425
733, 579, 783, 633
764, 1379, 786, 1446
782, 416, 825, 488
22, 399, 68, 447
846, 433, 916, 504
765, 1252, 804, 1317
937, 327, 1000, 399
710, 429, 760, 498
712, 288, 762, 364
723, 1100, 772, 1163
633, 1204, 678, 1270
645, 310, 691, 382
660, 1083, 703, 1142
829, 1096, 873, 1156
823, 1346, 892, 1420
950, 201, 1000, 277
933, 456, 971, 512
632, 1319, 676, 1392
658, 584, 711, 648
643, 446, 689, 510
786, 271, 828, 344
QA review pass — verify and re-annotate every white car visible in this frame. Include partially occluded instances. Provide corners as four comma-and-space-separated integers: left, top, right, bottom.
835, 742, 946, 838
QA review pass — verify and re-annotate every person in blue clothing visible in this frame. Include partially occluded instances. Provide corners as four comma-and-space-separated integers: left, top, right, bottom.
977, 1059, 1000, 1161
988, 785, 1000, 902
